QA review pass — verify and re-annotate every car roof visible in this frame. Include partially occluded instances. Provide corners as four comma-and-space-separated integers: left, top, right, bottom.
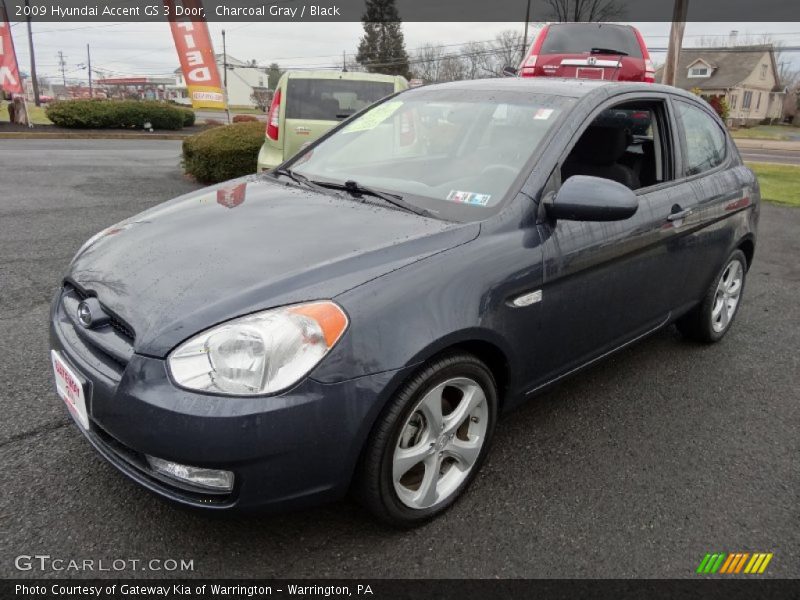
408, 77, 694, 101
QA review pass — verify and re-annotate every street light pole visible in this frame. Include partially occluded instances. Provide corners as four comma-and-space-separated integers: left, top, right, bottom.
58, 50, 67, 88
86, 44, 92, 98
222, 28, 230, 123
522, 0, 531, 63
24, 0, 40, 106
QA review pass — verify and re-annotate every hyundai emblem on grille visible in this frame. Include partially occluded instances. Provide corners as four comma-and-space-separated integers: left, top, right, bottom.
77, 301, 93, 328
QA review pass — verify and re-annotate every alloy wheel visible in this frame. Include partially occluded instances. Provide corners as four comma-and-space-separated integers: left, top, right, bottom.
392, 377, 488, 510
711, 259, 743, 333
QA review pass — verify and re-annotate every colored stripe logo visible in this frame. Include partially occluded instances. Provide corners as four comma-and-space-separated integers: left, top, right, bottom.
697, 552, 773, 574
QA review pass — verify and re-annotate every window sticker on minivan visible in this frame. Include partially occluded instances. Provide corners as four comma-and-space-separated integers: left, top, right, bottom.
343, 101, 403, 133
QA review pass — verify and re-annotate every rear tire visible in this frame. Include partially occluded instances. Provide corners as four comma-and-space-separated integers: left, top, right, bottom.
355, 353, 498, 527
677, 249, 747, 343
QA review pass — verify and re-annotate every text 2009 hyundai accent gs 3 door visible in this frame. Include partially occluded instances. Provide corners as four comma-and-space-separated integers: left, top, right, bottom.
51, 79, 758, 526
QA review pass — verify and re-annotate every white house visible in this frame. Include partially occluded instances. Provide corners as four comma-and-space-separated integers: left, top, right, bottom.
169, 54, 268, 109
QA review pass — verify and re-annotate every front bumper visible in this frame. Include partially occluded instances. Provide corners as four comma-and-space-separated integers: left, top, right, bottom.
50, 290, 405, 511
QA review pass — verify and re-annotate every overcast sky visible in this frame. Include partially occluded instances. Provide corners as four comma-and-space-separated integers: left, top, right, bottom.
10, 21, 800, 83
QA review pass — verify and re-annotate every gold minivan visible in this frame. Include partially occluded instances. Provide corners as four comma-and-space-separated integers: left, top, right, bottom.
257, 70, 408, 172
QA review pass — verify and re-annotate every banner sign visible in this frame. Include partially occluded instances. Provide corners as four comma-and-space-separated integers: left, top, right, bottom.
0, 2, 23, 95
164, 0, 225, 110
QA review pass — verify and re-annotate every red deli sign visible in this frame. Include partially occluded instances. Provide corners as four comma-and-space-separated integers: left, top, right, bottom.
0, 4, 23, 95
164, 0, 226, 110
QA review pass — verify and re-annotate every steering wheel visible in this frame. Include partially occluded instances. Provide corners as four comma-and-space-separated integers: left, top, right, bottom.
481, 164, 518, 179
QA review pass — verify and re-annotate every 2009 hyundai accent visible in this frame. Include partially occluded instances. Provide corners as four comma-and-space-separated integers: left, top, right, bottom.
51, 78, 758, 526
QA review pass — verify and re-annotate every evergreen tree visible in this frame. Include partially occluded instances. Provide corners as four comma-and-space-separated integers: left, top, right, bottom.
267, 63, 283, 89
355, 0, 410, 78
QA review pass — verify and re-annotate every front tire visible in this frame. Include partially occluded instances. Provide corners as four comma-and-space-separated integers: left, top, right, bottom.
677, 249, 747, 343
356, 353, 498, 527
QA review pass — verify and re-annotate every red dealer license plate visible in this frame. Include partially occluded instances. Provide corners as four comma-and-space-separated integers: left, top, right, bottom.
576, 67, 605, 80
51, 350, 89, 429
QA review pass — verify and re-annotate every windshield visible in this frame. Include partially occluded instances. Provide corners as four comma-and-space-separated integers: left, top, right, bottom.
541, 24, 643, 57
289, 89, 572, 222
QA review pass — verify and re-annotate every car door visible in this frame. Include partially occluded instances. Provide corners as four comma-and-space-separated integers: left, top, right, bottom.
529, 95, 695, 388
669, 98, 752, 311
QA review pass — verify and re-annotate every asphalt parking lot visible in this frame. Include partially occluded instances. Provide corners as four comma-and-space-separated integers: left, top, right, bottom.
0, 139, 798, 579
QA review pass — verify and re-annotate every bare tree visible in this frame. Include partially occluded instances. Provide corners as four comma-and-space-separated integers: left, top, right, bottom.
439, 55, 468, 82
543, 0, 623, 21
250, 87, 273, 112
412, 44, 445, 83
460, 41, 498, 79
485, 30, 526, 75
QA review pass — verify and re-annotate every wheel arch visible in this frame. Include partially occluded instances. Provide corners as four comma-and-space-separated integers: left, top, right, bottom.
403, 329, 514, 412
347, 329, 513, 500
737, 235, 756, 271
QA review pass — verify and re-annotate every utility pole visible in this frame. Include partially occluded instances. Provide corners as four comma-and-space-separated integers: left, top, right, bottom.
522, 0, 532, 63
221, 28, 230, 123
58, 50, 67, 88
86, 44, 92, 98
342, 50, 347, 72
661, 0, 689, 86
24, 0, 41, 106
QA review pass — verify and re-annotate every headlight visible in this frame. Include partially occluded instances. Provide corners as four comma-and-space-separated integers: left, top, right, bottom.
167, 301, 348, 395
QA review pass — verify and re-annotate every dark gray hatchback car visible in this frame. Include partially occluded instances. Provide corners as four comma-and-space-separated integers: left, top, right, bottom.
51, 79, 758, 525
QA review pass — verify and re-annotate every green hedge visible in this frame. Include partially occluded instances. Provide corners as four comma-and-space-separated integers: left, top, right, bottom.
182, 121, 265, 184
180, 107, 196, 127
45, 99, 186, 130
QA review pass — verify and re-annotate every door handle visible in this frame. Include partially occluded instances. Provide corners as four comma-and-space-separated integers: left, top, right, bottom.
667, 208, 693, 221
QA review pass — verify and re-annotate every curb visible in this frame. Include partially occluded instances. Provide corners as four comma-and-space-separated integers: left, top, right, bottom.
0, 132, 191, 140
734, 139, 800, 152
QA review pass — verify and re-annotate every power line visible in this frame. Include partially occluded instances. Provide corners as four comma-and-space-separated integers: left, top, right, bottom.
31, 22, 130, 35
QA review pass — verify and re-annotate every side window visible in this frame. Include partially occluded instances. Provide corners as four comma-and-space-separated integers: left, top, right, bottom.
561, 99, 672, 191
675, 101, 727, 176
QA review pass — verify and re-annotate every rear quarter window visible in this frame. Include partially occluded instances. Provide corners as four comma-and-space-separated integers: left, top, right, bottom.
541, 24, 643, 57
675, 100, 728, 175
285, 79, 395, 121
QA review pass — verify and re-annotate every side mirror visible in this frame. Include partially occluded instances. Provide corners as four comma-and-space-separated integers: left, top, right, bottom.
501, 65, 518, 77
545, 175, 638, 222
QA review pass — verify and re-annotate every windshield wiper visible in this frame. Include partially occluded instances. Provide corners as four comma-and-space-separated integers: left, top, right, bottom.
271, 167, 331, 194
590, 47, 629, 56
312, 179, 433, 218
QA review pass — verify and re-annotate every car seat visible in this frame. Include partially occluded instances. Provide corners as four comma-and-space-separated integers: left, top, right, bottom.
562, 125, 640, 189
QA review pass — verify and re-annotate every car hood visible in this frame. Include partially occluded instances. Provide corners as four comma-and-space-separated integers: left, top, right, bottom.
68, 176, 478, 357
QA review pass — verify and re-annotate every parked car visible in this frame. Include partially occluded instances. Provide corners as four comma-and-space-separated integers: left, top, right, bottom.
52, 78, 758, 526
519, 23, 655, 82
256, 70, 408, 172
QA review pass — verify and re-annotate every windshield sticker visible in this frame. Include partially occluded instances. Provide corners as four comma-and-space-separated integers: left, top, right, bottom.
447, 190, 491, 207
343, 100, 403, 133
534, 108, 554, 120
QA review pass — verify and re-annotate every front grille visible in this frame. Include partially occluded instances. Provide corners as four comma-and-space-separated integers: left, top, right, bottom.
60, 283, 135, 370
108, 316, 135, 342
66, 283, 135, 342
